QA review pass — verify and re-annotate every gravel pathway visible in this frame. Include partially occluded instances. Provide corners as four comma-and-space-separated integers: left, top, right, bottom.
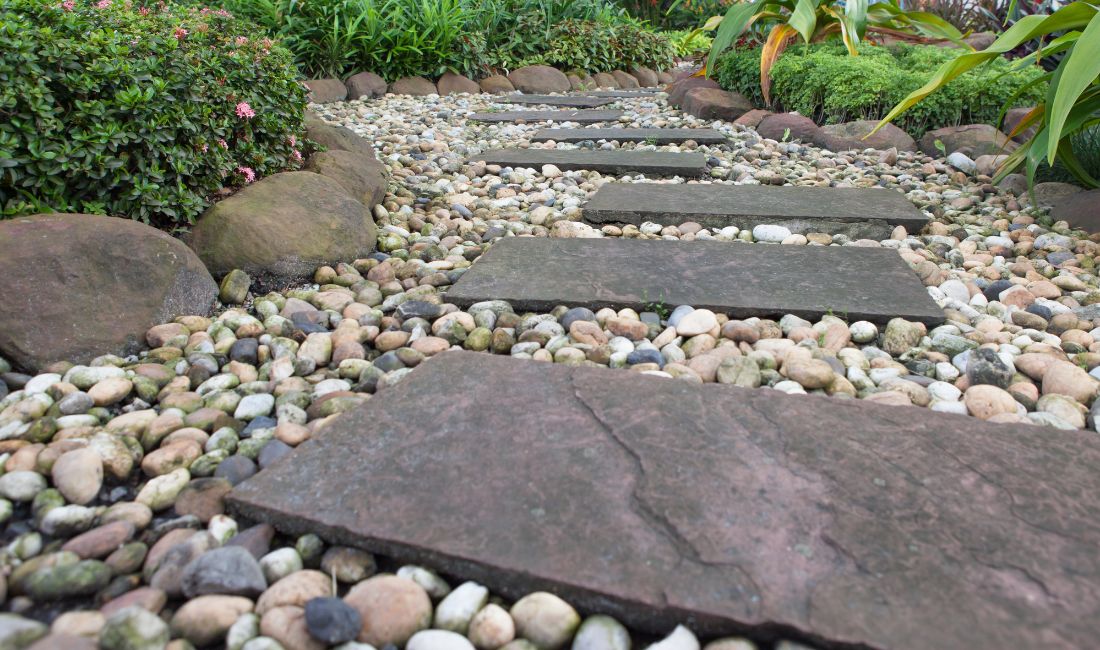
0, 88, 1096, 649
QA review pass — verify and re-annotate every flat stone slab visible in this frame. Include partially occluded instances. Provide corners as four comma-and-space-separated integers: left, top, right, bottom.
582, 183, 929, 239
588, 88, 662, 97
531, 128, 727, 145
468, 110, 624, 123
500, 95, 617, 108
445, 238, 944, 324
468, 150, 707, 176
229, 351, 1100, 649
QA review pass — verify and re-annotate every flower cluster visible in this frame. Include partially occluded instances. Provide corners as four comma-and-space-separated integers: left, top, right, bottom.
235, 102, 255, 119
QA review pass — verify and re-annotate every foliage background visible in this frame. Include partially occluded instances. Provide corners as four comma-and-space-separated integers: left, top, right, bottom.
0, 0, 308, 228
715, 42, 1045, 137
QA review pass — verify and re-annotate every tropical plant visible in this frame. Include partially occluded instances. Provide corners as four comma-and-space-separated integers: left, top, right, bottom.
872, 1, 1100, 188
715, 42, 1044, 136
0, 0, 307, 228
703, 0, 968, 102
664, 28, 715, 56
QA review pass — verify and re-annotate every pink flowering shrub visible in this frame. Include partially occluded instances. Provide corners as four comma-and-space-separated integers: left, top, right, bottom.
0, 0, 309, 229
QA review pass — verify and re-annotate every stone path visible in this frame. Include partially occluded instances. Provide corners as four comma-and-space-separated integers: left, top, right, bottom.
468, 150, 708, 177
583, 183, 929, 239
531, 127, 727, 144
445, 238, 945, 324
499, 95, 618, 108
229, 351, 1100, 650
468, 109, 624, 123
589, 89, 662, 97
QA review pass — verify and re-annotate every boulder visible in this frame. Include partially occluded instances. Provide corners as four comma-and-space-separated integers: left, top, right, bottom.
1004, 106, 1038, 142
667, 76, 720, 107
630, 66, 659, 87
0, 214, 217, 372
302, 79, 347, 104
657, 70, 675, 85
682, 88, 753, 121
187, 172, 376, 287
478, 75, 515, 94
918, 124, 1016, 157
756, 113, 821, 143
734, 109, 773, 128
437, 72, 479, 95
1052, 189, 1100, 233
580, 74, 597, 90
345, 72, 387, 99
305, 150, 387, 208
611, 70, 640, 89
507, 66, 570, 94
305, 112, 378, 161
813, 120, 917, 152
592, 72, 619, 89
389, 77, 437, 96
567, 74, 585, 91
1026, 182, 1084, 209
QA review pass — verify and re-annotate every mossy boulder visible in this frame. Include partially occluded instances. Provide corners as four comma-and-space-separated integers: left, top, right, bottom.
187, 172, 377, 288
0, 214, 217, 372
306, 150, 387, 208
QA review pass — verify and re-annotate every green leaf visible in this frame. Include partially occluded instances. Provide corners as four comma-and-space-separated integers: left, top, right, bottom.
789, 0, 818, 44
1046, 12, 1100, 163
706, 0, 768, 77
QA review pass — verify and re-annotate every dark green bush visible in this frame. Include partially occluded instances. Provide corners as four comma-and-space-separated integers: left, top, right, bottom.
714, 42, 1045, 138
0, 0, 308, 229
494, 19, 675, 73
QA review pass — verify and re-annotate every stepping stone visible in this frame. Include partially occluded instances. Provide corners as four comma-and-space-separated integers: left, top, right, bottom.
468, 150, 707, 177
588, 88, 662, 97
531, 128, 727, 145
228, 351, 1100, 650
468, 110, 624, 124
583, 183, 929, 239
499, 95, 617, 108
445, 238, 944, 324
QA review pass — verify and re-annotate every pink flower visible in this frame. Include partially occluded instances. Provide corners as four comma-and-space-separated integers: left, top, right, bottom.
235, 102, 255, 119
217, 139, 228, 149
139, 6, 149, 15
235, 36, 248, 46
287, 135, 296, 147
95, 0, 111, 8
237, 166, 256, 183
173, 27, 188, 40
200, 143, 209, 153
61, 0, 75, 11
291, 150, 303, 162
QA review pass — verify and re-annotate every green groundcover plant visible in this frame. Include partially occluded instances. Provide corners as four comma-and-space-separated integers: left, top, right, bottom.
0, 0, 308, 229
873, 0, 1100, 188
199, 0, 675, 80
716, 42, 1045, 138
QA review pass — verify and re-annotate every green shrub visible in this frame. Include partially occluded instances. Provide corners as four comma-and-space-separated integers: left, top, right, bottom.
495, 19, 675, 73
715, 43, 1044, 138
663, 29, 714, 58
200, 0, 672, 80
0, 0, 308, 229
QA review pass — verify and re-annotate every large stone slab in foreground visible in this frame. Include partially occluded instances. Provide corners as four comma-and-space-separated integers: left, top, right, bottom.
583, 183, 928, 238
468, 110, 624, 123
532, 128, 727, 144
500, 95, 617, 108
468, 150, 707, 176
445, 238, 944, 324
229, 351, 1100, 649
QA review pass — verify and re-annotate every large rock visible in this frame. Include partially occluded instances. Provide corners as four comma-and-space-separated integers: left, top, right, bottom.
229, 351, 1100, 649
508, 66, 570, 94
1003, 106, 1038, 142
305, 113, 377, 160
592, 72, 619, 89
305, 150, 387, 209
345, 72, 387, 99
630, 66, 659, 87
813, 120, 917, 152
187, 172, 376, 287
667, 76, 720, 107
437, 72, 480, 95
302, 79, 347, 104
610, 70, 640, 89
919, 124, 1016, 157
0, 214, 216, 372
756, 113, 821, 143
478, 75, 515, 94
682, 88, 752, 121
389, 77, 437, 96
1051, 189, 1100, 233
